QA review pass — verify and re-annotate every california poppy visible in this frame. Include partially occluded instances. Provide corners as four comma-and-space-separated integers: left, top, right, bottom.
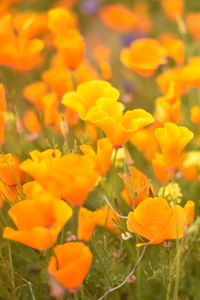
48, 242, 93, 290
3, 196, 72, 250
127, 197, 185, 246
120, 38, 167, 77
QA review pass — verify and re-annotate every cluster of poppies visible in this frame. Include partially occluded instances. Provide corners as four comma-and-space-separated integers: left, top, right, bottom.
0, 0, 199, 299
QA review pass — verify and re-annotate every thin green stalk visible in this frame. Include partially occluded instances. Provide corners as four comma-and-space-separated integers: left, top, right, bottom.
91, 239, 120, 300
7, 241, 16, 292
136, 238, 141, 300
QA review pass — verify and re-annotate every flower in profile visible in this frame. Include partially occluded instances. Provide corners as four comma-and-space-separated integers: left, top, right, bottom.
21, 150, 99, 206
23, 81, 48, 110
184, 200, 195, 226
130, 126, 159, 161
127, 197, 185, 246
0, 154, 23, 186
120, 38, 167, 77
152, 153, 174, 183
3, 196, 72, 250
62, 80, 119, 120
155, 122, 194, 168
154, 81, 182, 124
42, 65, 73, 98
23, 110, 41, 135
99, 4, 137, 32
121, 166, 154, 207
78, 205, 119, 241
161, 0, 184, 21
80, 138, 113, 176
48, 242, 93, 290
86, 100, 154, 147
159, 33, 184, 65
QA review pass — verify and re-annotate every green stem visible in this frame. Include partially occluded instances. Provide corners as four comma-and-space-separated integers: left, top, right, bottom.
7, 241, 15, 292
136, 238, 141, 300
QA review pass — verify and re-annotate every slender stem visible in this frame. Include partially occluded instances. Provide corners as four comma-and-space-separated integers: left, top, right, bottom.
136, 240, 141, 300
91, 239, 112, 288
98, 245, 147, 300
7, 241, 15, 292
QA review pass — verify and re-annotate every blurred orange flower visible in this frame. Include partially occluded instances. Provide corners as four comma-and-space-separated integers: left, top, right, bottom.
120, 38, 167, 77
21, 151, 99, 206
80, 138, 113, 176
48, 242, 92, 290
127, 197, 185, 246
155, 122, 193, 168
0, 154, 23, 186
3, 196, 72, 250
78, 205, 118, 241
122, 166, 154, 207
86, 100, 154, 147
62, 80, 119, 120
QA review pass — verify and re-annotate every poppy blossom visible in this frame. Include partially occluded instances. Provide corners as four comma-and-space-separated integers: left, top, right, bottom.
3, 196, 72, 250
80, 138, 113, 176
122, 166, 154, 207
21, 151, 99, 206
120, 38, 167, 77
78, 205, 119, 241
155, 122, 194, 168
127, 197, 185, 246
62, 80, 119, 120
48, 242, 93, 290
86, 99, 154, 147
0, 154, 23, 186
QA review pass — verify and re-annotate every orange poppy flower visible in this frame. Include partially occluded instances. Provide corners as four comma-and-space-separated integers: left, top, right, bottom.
159, 33, 184, 65
161, 0, 184, 20
130, 126, 159, 161
190, 106, 200, 124
120, 38, 167, 77
75, 60, 99, 84
152, 153, 174, 183
99, 4, 137, 32
127, 197, 185, 246
48, 8, 77, 37
154, 82, 182, 124
85, 100, 154, 147
187, 13, 200, 41
56, 30, 85, 70
42, 66, 73, 98
62, 80, 119, 120
42, 93, 59, 126
48, 242, 92, 290
14, 12, 47, 40
0, 154, 23, 186
3, 196, 72, 250
184, 200, 195, 226
23, 110, 41, 134
122, 166, 154, 207
155, 122, 194, 168
80, 138, 113, 176
78, 205, 118, 242
21, 151, 99, 206
0, 181, 19, 208
23, 81, 48, 110
157, 66, 186, 95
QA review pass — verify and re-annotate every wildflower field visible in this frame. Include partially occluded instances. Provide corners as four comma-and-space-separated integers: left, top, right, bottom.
0, 0, 200, 299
